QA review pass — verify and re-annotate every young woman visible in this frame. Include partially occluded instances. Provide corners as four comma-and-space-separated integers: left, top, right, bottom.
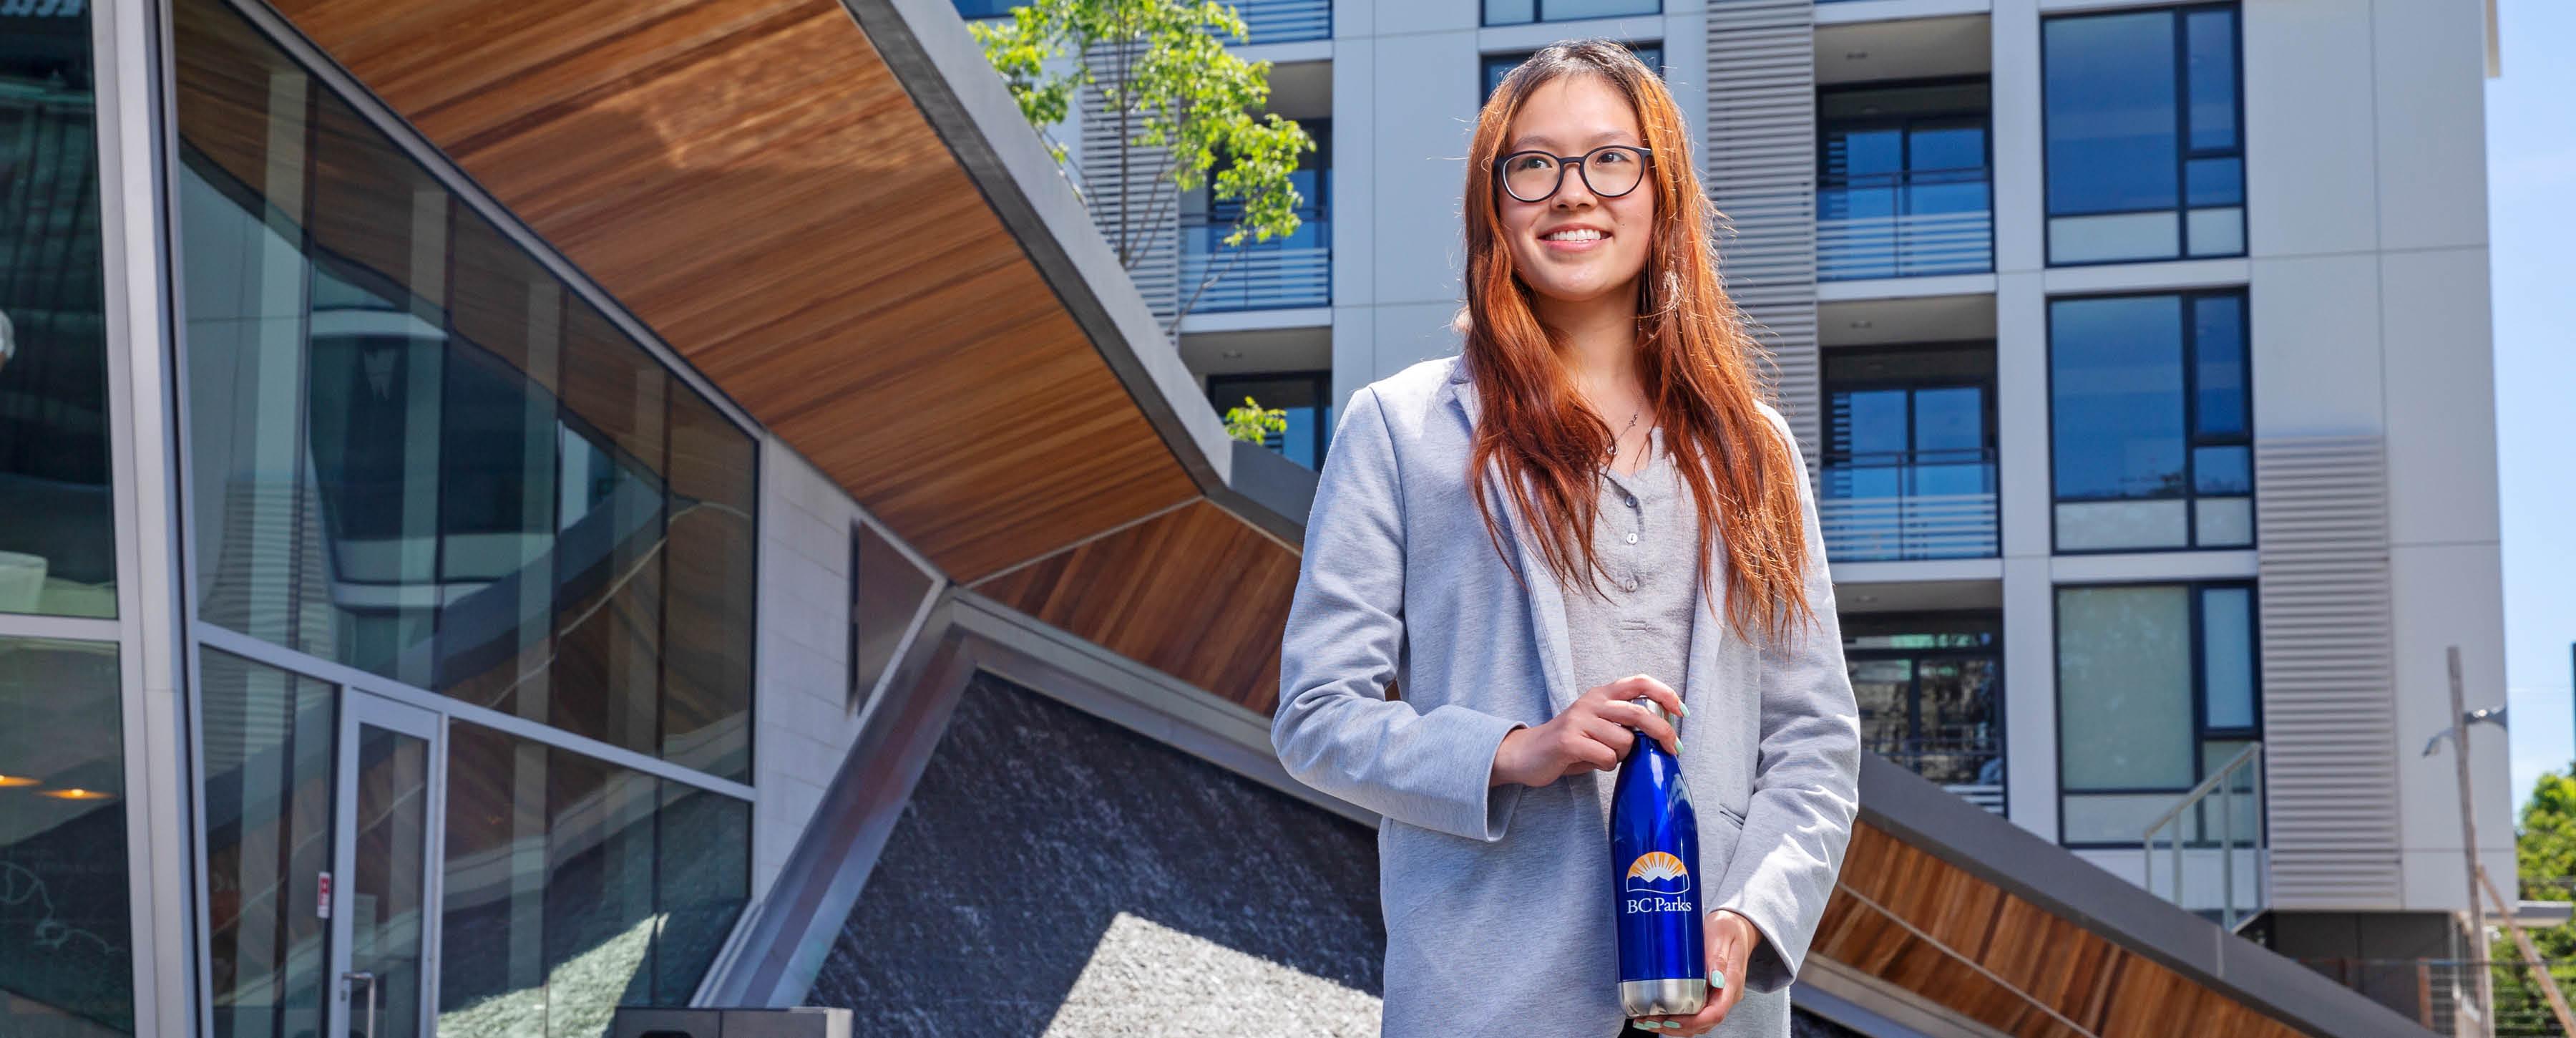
1272, 40, 1863, 1038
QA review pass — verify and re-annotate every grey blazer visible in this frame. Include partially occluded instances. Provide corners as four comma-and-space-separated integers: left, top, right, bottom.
1272, 354, 1863, 1037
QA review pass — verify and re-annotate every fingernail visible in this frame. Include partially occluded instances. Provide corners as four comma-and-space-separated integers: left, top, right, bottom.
1676, 700, 1691, 717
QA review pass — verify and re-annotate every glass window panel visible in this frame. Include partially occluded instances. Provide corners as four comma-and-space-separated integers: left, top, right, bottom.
1913, 386, 1985, 455
2192, 294, 2247, 437
2055, 500, 2192, 550
1832, 127, 1903, 180
1908, 123, 1985, 174
2201, 587, 2256, 729
2195, 496, 2253, 547
2186, 9, 2239, 150
662, 384, 754, 782
1849, 659, 1913, 760
0, 14, 116, 619
2193, 445, 2250, 495
2047, 211, 2180, 264
2198, 739, 2261, 845
2044, 11, 2179, 216
541, 747, 658, 1038
438, 723, 748, 1036
1916, 658, 2002, 789
177, 0, 753, 777
2064, 791, 2203, 845
2057, 585, 2194, 790
200, 646, 335, 1038
852, 521, 936, 715
1540, 0, 1659, 19
350, 725, 431, 1038
2186, 206, 2245, 257
436, 722, 548, 1038
2185, 156, 2243, 207
652, 784, 749, 1004
2051, 295, 2185, 500
0, 638, 131, 1033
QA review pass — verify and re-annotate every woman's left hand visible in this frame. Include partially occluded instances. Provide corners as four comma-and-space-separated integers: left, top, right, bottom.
1631, 909, 1757, 1035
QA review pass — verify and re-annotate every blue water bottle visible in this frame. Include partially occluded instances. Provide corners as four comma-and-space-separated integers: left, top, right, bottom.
1611, 697, 1708, 1017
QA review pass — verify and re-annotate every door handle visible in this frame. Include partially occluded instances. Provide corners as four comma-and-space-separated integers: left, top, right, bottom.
343, 970, 377, 1038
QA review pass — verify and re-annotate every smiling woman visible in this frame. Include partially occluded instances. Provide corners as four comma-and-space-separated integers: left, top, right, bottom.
1271, 37, 1860, 1038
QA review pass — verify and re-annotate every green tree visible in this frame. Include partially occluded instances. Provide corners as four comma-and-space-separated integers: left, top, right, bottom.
2491, 765, 2576, 1033
1221, 395, 1286, 445
971, 0, 1315, 325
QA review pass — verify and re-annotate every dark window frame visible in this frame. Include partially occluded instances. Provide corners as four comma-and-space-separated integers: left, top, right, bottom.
1841, 610, 2008, 817
1482, 0, 1664, 29
2051, 578, 2263, 850
1815, 74, 1996, 193
2037, 1, 2247, 267
2044, 286, 2254, 555
1818, 339, 2001, 480
1482, 42, 1664, 104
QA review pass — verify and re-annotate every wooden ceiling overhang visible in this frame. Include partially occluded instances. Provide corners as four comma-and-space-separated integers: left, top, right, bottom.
261, 1, 2426, 1034
263, 0, 1312, 711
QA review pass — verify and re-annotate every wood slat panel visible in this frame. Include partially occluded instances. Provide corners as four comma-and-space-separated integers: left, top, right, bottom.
268, 0, 1198, 581
1823, 821, 2311, 1038
972, 499, 1299, 712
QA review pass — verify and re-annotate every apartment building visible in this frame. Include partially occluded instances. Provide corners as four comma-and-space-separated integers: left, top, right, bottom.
0, 0, 2487, 1033
1010, 0, 2511, 1019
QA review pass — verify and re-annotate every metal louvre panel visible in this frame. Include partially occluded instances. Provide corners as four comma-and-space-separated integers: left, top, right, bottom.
1078, 40, 1180, 321
2254, 436, 2402, 906
1707, 0, 1821, 467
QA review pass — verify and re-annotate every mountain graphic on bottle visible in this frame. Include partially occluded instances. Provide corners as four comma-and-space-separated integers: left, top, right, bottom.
1623, 851, 1692, 896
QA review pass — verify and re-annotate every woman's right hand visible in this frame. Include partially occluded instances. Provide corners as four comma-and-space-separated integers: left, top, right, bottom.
1488, 674, 1686, 787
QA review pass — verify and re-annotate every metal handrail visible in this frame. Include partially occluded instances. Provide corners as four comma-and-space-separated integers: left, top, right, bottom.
2142, 741, 2266, 930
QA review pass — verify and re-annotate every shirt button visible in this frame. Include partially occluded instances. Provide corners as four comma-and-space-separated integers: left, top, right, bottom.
1624, 532, 1639, 545
1622, 576, 1639, 591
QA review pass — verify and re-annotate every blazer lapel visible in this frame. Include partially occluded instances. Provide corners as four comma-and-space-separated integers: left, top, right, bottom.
1446, 356, 1727, 722
1445, 358, 1583, 715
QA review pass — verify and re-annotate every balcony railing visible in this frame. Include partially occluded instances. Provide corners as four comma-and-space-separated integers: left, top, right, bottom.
1874, 741, 2004, 815
1818, 450, 1998, 561
1818, 173, 1994, 280
1181, 220, 1330, 314
2143, 742, 2268, 931
1229, 0, 1331, 44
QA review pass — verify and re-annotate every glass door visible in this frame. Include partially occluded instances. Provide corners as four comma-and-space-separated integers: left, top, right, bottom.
329, 692, 443, 1038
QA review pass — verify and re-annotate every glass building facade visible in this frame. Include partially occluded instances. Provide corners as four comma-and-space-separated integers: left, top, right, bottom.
0, 6, 137, 1036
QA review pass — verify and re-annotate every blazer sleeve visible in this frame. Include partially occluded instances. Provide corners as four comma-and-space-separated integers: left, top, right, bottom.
1708, 404, 1864, 994
1272, 384, 1529, 842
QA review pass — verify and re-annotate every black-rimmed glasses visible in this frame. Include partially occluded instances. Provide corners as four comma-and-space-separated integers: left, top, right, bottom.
1492, 144, 1654, 203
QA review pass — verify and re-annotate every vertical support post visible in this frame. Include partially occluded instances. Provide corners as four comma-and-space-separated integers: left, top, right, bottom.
2447, 646, 2492, 1037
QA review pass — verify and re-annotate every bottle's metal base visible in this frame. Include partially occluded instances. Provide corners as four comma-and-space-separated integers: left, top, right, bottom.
1621, 978, 1709, 1017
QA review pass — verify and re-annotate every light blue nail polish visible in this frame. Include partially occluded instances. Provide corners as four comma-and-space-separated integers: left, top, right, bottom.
1675, 699, 1690, 717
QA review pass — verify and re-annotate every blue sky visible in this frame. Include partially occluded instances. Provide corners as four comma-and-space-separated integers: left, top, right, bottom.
2490, 0, 2575, 816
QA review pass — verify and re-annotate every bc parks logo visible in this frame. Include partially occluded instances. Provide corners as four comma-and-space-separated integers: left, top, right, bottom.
1624, 850, 1694, 914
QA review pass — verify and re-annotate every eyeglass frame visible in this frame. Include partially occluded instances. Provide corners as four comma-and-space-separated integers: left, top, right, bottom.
1490, 143, 1656, 203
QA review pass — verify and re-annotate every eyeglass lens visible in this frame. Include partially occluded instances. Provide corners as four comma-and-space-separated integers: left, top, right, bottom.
1501, 146, 1646, 202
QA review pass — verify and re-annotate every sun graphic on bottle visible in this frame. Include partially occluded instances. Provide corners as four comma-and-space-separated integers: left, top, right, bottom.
1624, 850, 1692, 896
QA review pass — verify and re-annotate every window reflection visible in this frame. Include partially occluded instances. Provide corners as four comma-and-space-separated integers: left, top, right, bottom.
0, 5, 116, 619
439, 722, 748, 1036
0, 637, 131, 1036
198, 648, 334, 1038
173, 0, 753, 781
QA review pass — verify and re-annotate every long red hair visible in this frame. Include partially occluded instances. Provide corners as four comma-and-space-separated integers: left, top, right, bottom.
1463, 39, 1813, 644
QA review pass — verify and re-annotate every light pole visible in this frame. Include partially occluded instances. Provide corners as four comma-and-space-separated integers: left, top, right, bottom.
2422, 645, 2507, 1037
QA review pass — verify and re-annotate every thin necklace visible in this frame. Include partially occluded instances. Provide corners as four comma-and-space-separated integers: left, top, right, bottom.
1606, 407, 1640, 465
